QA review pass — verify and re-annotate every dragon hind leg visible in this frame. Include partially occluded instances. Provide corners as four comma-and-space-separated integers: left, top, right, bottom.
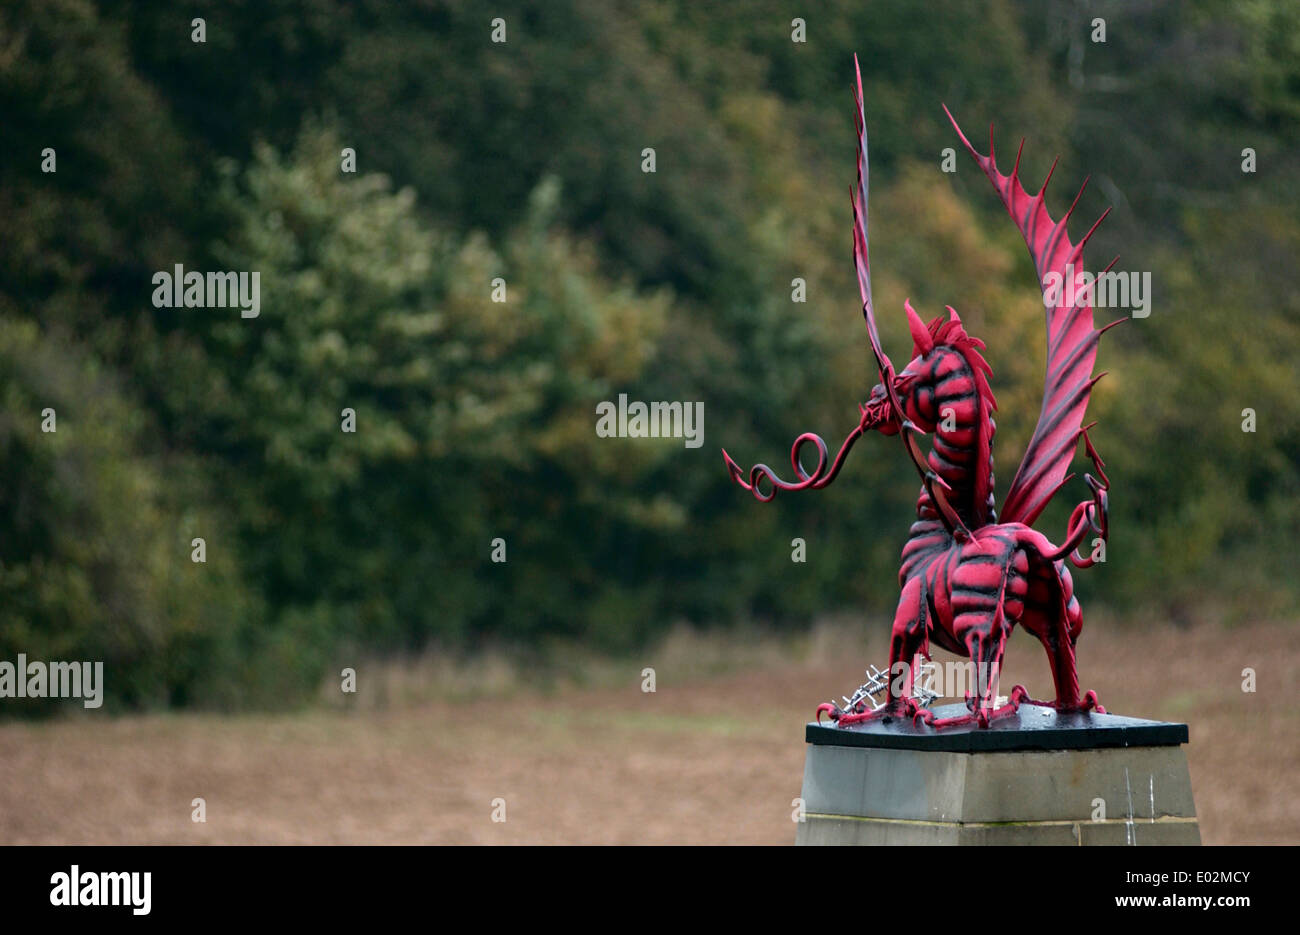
1014, 560, 1104, 713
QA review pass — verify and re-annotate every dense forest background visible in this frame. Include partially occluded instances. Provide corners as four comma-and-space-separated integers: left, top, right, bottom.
1, 0, 1296, 710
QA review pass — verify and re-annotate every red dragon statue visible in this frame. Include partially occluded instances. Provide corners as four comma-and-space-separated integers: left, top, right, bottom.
722, 57, 1124, 729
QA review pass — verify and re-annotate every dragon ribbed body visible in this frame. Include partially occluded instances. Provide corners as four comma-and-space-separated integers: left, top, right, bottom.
898, 343, 996, 580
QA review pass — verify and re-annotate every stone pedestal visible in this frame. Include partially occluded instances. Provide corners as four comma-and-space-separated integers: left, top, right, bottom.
796, 703, 1199, 845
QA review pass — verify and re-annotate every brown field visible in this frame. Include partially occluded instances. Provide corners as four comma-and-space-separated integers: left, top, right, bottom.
1, 618, 1296, 845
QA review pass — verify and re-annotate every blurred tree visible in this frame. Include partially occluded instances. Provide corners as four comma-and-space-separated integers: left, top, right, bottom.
206, 125, 670, 651
0, 311, 261, 711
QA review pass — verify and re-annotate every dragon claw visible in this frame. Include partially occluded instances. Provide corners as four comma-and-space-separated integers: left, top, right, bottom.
819, 695, 927, 727
1008, 684, 1106, 715
924, 695, 1022, 728
1081, 690, 1106, 714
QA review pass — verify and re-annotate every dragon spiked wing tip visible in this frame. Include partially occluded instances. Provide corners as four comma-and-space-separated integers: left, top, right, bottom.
943, 105, 1122, 528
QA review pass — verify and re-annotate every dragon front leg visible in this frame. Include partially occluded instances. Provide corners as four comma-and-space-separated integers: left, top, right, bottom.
818, 575, 934, 727
938, 555, 1021, 728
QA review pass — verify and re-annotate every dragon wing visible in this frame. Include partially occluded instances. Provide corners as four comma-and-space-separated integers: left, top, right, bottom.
854, 58, 946, 509
944, 107, 1121, 529
852, 56, 888, 379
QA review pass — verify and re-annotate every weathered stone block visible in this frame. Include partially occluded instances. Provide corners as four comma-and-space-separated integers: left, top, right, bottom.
797, 703, 1199, 845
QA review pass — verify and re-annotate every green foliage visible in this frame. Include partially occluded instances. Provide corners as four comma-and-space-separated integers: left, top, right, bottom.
204, 126, 669, 652
0, 0, 1296, 713
0, 313, 261, 711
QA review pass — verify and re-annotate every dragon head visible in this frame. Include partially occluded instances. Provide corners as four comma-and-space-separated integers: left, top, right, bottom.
860, 379, 902, 436
859, 300, 937, 436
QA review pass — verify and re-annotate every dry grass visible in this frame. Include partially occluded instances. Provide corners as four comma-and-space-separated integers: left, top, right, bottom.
0, 618, 1295, 844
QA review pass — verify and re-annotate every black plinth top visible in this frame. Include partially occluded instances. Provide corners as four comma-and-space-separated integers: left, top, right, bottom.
806, 703, 1188, 753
